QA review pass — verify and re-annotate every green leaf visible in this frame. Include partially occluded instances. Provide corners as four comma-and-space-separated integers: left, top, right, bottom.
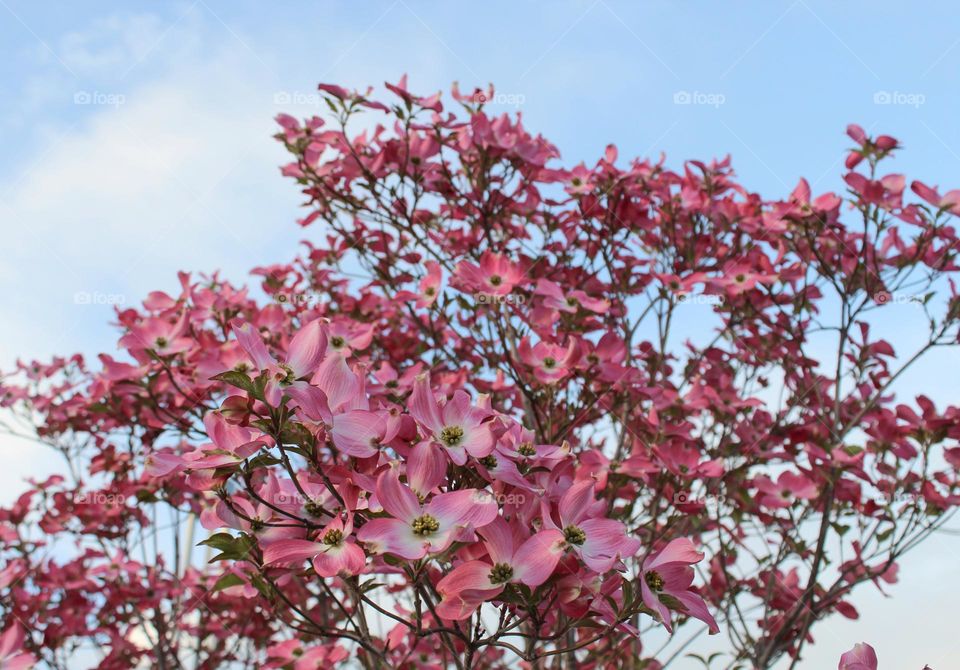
210, 370, 257, 395
212, 573, 246, 592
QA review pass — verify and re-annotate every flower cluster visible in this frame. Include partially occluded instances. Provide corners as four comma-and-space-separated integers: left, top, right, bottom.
1, 79, 959, 668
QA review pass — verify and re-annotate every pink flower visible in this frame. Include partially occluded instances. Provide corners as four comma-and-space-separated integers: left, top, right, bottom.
436, 518, 566, 620
118, 311, 192, 359
0, 624, 35, 670
517, 338, 580, 384
640, 538, 719, 634
232, 318, 327, 405
452, 251, 525, 297
409, 374, 494, 465
356, 470, 497, 559
540, 480, 640, 575
754, 471, 818, 509
838, 642, 878, 670
417, 260, 443, 308
534, 278, 609, 315
326, 320, 374, 355
264, 515, 366, 578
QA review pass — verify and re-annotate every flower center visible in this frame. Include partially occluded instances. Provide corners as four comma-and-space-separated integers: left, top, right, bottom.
566, 296, 578, 307
304, 500, 325, 518
425, 286, 436, 296
330, 336, 345, 348
155, 336, 168, 348
276, 363, 295, 385
439, 425, 465, 447
411, 514, 440, 537
563, 524, 586, 546
645, 570, 665, 591
488, 562, 514, 584
479, 455, 497, 469
322, 528, 343, 545
489, 275, 503, 287
542, 357, 557, 369
517, 442, 536, 457
249, 517, 265, 532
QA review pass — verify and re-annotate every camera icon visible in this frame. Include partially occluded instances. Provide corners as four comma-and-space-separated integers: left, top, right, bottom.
673, 90, 691, 105
873, 91, 891, 105
673, 492, 690, 504
74, 90, 91, 105
273, 91, 292, 105
74, 291, 92, 305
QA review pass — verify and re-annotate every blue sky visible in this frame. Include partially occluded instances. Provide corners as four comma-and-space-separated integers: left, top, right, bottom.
2, 1, 959, 668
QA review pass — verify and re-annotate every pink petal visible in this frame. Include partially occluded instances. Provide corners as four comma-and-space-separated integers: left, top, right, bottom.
331, 410, 383, 458
312, 354, 359, 412
356, 518, 425, 560
427, 489, 497, 529
313, 541, 366, 578
232, 320, 274, 370
375, 471, 421, 523
645, 538, 704, 570
286, 319, 328, 378
838, 643, 878, 670
579, 518, 637, 573
407, 441, 447, 497
263, 539, 323, 566
437, 560, 499, 597
559, 479, 597, 526
513, 529, 565, 586
409, 373, 444, 432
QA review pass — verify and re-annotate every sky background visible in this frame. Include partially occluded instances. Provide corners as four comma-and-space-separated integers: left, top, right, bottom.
1, 1, 959, 667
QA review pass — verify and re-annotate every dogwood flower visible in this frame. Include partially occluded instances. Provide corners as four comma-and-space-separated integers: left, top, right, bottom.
232, 318, 327, 405
264, 515, 366, 578
409, 374, 494, 465
357, 471, 497, 559
641, 538, 719, 634
436, 518, 566, 620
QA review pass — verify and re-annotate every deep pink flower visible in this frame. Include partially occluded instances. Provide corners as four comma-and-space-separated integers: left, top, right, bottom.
0, 624, 34, 670
640, 538, 719, 634
416, 260, 443, 308
453, 251, 525, 297
534, 278, 609, 315
517, 338, 580, 384
838, 642, 878, 670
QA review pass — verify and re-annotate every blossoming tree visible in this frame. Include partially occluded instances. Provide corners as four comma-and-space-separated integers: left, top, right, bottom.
1, 78, 958, 669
